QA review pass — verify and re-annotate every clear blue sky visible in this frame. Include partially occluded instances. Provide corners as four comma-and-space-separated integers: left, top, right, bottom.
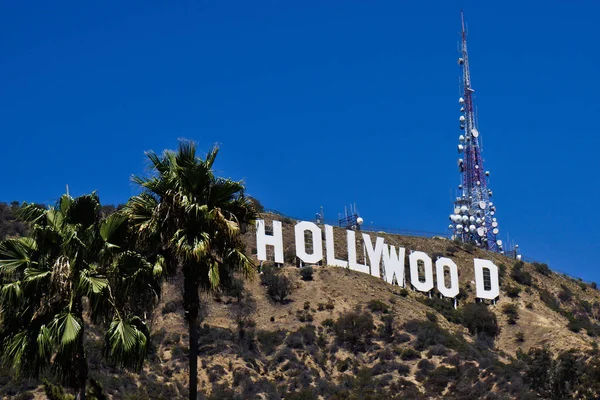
1, 1, 599, 281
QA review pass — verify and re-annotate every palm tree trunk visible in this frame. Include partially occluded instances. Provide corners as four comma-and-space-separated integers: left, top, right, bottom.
75, 321, 88, 400
188, 305, 199, 400
184, 272, 199, 400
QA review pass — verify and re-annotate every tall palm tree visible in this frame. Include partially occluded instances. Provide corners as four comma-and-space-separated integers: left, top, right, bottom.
126, 140, 257, 400
0, 193, 162, 399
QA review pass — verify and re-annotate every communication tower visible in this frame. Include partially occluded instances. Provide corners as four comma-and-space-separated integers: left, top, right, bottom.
339, 203, 363, 231
448, 12, 503, 253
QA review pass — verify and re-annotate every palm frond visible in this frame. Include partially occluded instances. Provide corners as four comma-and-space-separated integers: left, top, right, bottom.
45, 209, 66, 234
66, 192, 100, 229
16, 203, 47, 224
23, 267, 51, 292
104, 317, 149, 371
77, 269, 109, 296
0, 281, 23, 304
36, 325, 53, 363
49, 312, 82, 349
208, 261, 220, 290
0, 237, 37, 276
99, 213, 128, 246
204, 144, 219, 169
2, 331, 29, 373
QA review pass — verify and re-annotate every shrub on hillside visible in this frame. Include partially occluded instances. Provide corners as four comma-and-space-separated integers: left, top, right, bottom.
299, 266, 313, 281
461, 303, 499, 338
420, 296, 462, 324
284, 247, 296, 264
380, 314, 395, 341
256, 329, 285, 355
515, 331, 525, 343
225, 277, 245, 302
558, 284, 573, 303
502, 303, 519, 325
404, 320, 457, 352
367, 299, 389, 314
445, 245, 459, 256
511, 261, 533, 286
463, 243, 475, 253
401, 348, 421, 361
333, 309, 375, 350
505, 285, 522, 298
539, 290, 561, 316
533, 262, 551, 276
262, 267, 293, 303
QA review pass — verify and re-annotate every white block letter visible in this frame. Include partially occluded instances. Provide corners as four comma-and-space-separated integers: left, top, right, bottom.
294, 221, 323, 264
382, 244, 405, 286
256, 219, 284, 264
325, 225, 347, 268
347, 230, 368, 274
435, 257, 459, 298
363, 233, 385, 279
474, 258, 500, 300
409, 251, 434, 292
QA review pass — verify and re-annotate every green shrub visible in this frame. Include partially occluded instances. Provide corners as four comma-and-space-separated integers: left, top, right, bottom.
502, 303, 519, 324
264, 271, 293, 303
333, 309, 375, 350
322, 318, 334, 328
299, 266, 314, 281
460, 303, 499, 337
533, 262, 551, 276
43, 380, 75, 400
284, 247, 296, 264
539, 289, 561, 313
296, 309, 313, 323
558, 284, 573, 303
380, 314, 395, 340
399, 288, 409, 297
445, 245, 459, 256
426, 312, 438, 323
400, 348, 421, 361
420, 296, 461, 324
515, 331, 525, 343
256, 329, 285, 354
511, 261, 533, 286
224, 277, 245, 302
367, 299, 389, 314
505, 285, 522, 298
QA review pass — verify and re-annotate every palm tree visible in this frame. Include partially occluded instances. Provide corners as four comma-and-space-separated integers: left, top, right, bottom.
0, 193, 163, 399
126, 140, 257, 400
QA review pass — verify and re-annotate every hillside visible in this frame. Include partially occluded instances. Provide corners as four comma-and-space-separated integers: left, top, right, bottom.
3, 212, 600, 399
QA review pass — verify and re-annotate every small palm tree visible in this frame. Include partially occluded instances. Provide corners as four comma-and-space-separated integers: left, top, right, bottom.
0, 193, 162, 399
126, 140, 257, 400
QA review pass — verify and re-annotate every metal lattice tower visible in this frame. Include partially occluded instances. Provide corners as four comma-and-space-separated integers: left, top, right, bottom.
448, 11, 503, 253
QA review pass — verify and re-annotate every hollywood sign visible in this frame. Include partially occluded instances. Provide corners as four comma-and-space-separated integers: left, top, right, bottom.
256, 219, 500, 301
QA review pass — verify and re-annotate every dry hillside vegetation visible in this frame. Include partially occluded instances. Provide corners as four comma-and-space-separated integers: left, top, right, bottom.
3, 213, 600, 399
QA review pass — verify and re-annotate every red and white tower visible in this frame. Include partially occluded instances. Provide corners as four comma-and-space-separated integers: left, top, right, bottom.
448, 11, 503, 253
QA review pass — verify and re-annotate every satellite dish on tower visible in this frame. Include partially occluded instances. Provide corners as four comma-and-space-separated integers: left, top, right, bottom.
471, 128, 479, 138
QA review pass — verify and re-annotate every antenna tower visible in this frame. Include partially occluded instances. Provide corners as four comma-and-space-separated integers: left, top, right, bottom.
448, 11, 503, 253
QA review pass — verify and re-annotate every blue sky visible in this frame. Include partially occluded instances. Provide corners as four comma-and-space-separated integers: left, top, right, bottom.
1, 1, 599, 281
